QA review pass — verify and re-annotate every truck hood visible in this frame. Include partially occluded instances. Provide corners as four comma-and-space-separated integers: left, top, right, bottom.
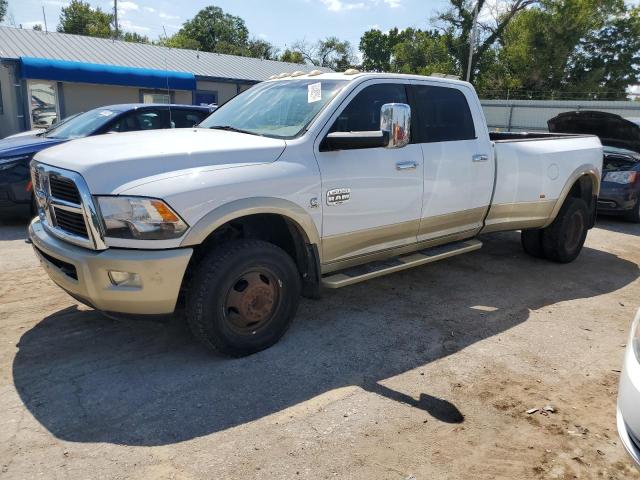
548, 111, 640, 154
33, 128, 286, 193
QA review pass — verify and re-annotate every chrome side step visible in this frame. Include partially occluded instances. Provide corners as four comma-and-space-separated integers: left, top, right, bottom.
321, 239, 482, 289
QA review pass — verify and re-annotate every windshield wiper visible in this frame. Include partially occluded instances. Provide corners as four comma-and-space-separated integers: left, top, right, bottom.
208, 125, 259, 136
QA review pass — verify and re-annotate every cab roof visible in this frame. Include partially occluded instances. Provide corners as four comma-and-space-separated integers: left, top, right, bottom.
265, 71, 470, 87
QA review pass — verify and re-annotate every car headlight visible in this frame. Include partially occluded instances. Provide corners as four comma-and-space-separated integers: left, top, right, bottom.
96, 196, 188, 240
632, 309, 640, 363
604, 171, 637, 184
0, 153, 34, 171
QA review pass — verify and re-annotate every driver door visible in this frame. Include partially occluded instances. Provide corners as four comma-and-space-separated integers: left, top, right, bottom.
314, 81, 424, 264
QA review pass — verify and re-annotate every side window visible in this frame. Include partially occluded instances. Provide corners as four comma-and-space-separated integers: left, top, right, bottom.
330, 83, 408, 133
170, 109, 208, 128
412, 85, 476, 143
107, 109, 169, 133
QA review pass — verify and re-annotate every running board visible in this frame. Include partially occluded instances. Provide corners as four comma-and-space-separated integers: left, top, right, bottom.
321, 239, 482, 289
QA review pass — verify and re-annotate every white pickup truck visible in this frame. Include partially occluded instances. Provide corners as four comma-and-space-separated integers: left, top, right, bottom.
28, 72, 603, 356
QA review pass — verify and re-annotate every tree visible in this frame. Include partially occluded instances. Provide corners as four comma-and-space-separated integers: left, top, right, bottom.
161, 32, 202, 50
279, 49, 304, 64
33, 24, 44, 31
359, 28, 456, 75
435, 0, 539, 81
0, 0, 7, 23
57, 0, 113, 38
177, 6, 249, 55
291, 37, 355, 70
120, 31, 149, 44
246, 38, 279, 60
496, 0, 629, 96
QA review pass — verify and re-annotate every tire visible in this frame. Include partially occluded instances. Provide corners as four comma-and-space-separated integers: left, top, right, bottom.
186, 239, 301, 356
521, 229, 545, 258
625, 198, 640, 223
541, 197, 589, 263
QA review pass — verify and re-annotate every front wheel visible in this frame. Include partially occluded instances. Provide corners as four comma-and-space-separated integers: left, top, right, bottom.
186, 239, 301, 356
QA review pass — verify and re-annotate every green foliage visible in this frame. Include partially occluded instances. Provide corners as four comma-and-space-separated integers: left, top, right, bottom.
358, 0, 639, 97
120, 31, 149, 44
0, 0, 6, 23
279, 49, 305, 64
360, 28, 456, 75
176, 5, 249, 55
32, 24, 44, 31
290, 37, 355, 70
57, 0, 113, 38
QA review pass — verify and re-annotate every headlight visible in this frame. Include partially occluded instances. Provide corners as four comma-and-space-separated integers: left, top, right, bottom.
632, 309, 640, 363
96, 196, 188, 240
604, 171, 637, 184
0, 153, 34, 171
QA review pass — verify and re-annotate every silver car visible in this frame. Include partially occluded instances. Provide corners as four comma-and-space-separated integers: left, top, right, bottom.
618, 308, 640, 467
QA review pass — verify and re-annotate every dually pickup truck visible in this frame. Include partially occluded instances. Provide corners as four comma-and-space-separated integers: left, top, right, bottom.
28, 72, 603, 356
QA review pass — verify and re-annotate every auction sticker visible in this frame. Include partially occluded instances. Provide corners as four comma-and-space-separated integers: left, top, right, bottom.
308, 82, 321, 103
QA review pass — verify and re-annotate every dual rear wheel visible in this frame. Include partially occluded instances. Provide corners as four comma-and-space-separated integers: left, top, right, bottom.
521, 197, 590, 263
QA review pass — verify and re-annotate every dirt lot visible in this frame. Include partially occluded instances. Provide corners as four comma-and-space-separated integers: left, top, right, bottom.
0, 217, 639, 480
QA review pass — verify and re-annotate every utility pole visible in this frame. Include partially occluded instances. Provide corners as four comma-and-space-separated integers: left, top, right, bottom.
42, 6, 48, 33
113, 0, 119, 38
466, 2, 480, 83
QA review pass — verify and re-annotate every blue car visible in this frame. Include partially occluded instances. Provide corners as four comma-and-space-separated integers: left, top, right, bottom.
0, 103, 214, 217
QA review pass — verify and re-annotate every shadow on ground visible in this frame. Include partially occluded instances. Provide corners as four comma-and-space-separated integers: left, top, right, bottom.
12, 231, 639, 446
0, 217, 29, 241
596, 216, 640, 237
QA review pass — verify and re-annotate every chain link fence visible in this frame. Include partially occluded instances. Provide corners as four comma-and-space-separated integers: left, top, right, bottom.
478, 92, 640, 132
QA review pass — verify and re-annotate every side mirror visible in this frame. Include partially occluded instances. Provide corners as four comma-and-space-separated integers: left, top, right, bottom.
322, 131, 387, 151
380, 103, 411, 148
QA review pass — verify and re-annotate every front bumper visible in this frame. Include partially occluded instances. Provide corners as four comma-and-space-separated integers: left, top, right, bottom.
29, 218, 193, 315
617, 310, 640, 468
598, 183, 638, 213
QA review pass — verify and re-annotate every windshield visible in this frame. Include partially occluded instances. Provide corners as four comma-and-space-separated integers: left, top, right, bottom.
45, 108, 119, 139
199, 79, 348, 138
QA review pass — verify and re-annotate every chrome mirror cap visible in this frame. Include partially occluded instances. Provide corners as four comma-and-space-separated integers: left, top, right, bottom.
380, 103, 411, 149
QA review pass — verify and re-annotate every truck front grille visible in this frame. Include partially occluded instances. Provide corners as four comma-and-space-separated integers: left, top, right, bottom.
31, 162, 105, 250
54, 208, 89, 238
49, 176, 82, 204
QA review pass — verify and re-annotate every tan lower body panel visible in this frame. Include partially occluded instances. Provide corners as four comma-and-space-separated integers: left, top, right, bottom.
417, 206, 487, 240
482, 200, 556, 233
322, 239, 482, 288
322, 219, 420, 264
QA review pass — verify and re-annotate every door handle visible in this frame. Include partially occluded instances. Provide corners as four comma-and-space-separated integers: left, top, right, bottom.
472, 154, 489, 162
396, 161, 417, 170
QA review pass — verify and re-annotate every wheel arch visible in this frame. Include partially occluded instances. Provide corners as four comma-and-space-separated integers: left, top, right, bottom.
543, 166, 600, 228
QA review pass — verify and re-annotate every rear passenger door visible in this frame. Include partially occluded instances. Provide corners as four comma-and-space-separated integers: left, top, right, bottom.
410, 82, 494, 241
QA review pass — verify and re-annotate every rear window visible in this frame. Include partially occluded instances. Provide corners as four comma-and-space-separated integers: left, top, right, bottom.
171, 109, 208, 128
411, 85, 476, 143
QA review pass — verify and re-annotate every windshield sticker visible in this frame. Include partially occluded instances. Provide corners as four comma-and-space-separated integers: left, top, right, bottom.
308, 82, 322, 103
99, 110, 114, 116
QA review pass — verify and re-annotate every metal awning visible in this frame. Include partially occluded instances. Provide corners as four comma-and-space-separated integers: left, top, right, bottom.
19, 56, 196, 90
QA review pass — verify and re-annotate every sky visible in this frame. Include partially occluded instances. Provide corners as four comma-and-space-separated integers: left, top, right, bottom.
5, 0, 451, 52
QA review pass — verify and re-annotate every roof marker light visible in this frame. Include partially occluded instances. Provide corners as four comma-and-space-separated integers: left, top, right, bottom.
307, 70, 323, 76
290, 70, 305, 77
277, 72, 291, 78
268, 75, 278, 80
343, 68, 360, 75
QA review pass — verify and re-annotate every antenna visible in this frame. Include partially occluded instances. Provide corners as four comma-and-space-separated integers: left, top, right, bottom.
162, 26, 172, 126
113, 0, 119, 38
42, 6, 48, 33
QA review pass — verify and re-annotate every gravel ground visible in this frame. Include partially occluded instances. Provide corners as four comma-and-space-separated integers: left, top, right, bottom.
0, 217, 639, 479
